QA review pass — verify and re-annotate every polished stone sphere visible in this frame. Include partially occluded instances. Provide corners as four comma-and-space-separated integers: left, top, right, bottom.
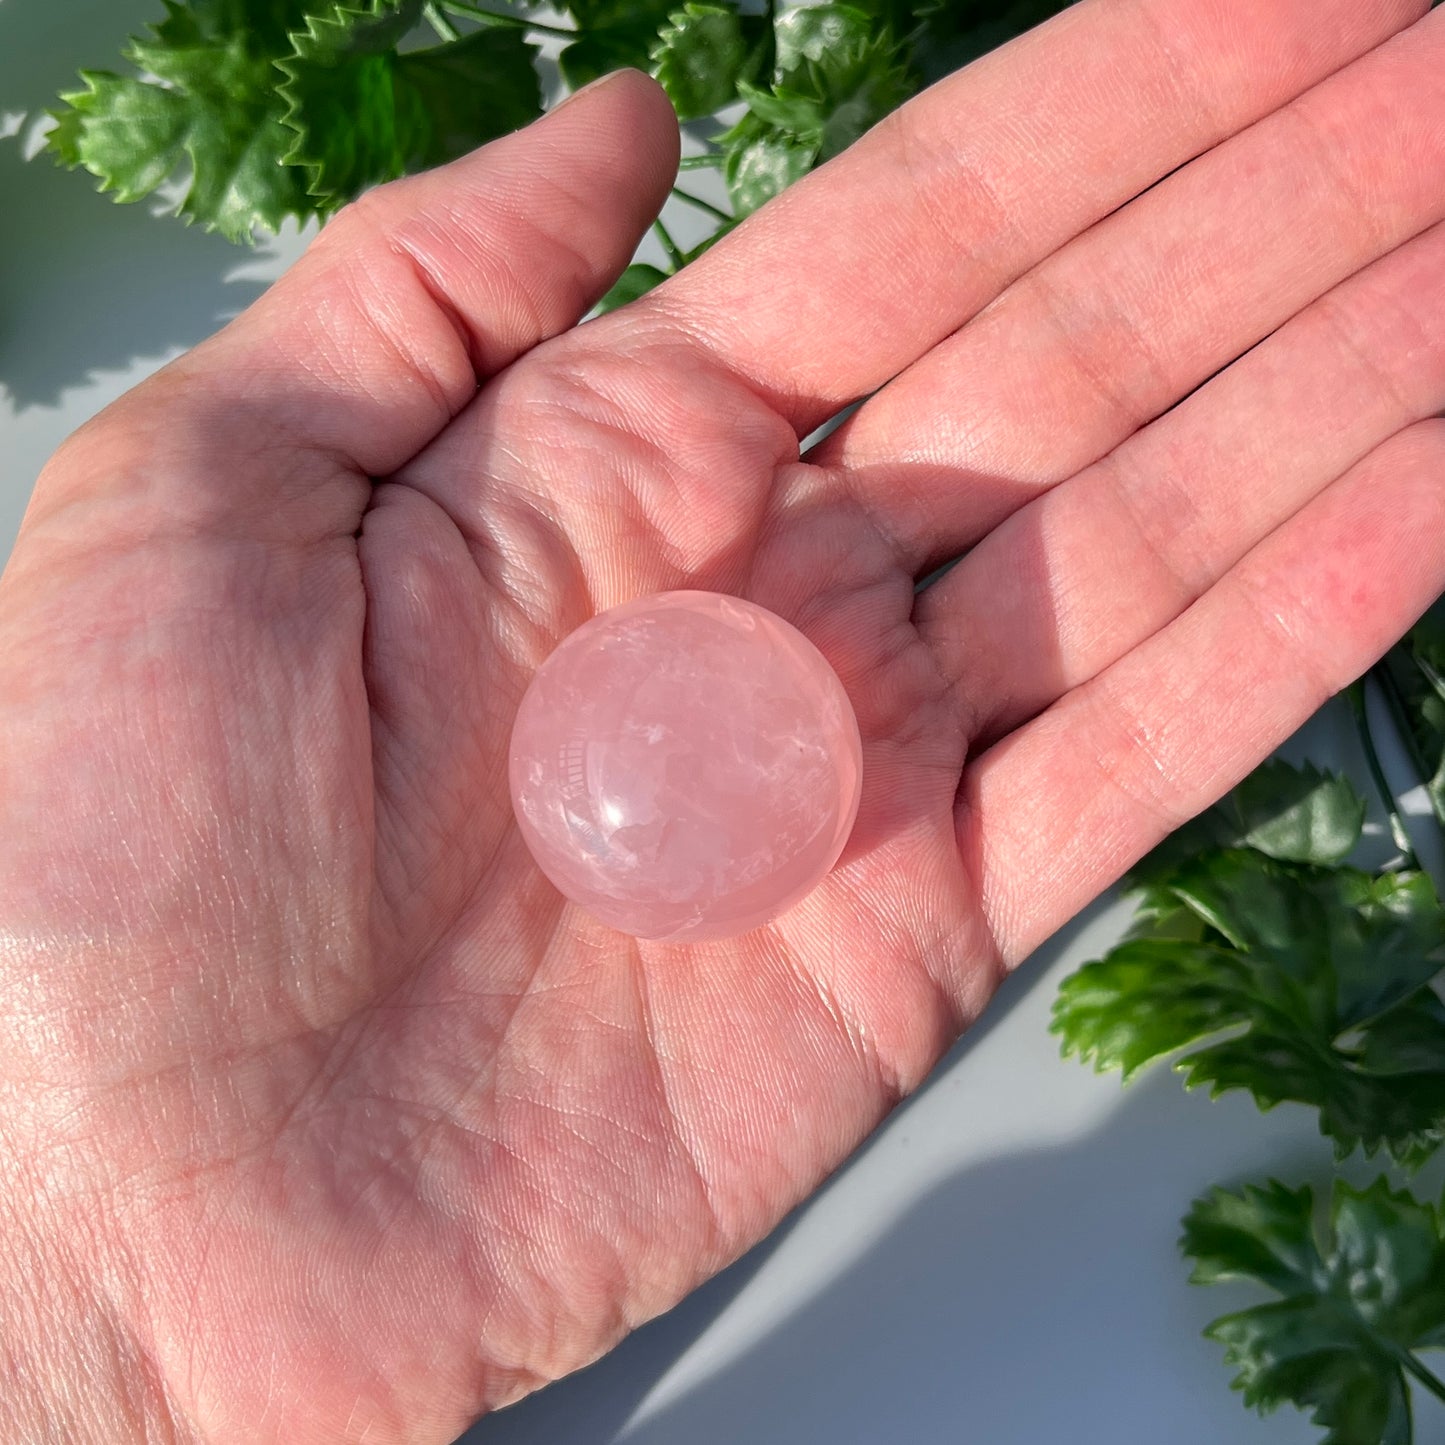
509, 591, 864, 942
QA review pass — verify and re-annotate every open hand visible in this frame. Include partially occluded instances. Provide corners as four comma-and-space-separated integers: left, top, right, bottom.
2, 0, 1443, 1439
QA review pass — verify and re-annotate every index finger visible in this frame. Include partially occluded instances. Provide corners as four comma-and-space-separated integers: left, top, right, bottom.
643, 0, 1426, 436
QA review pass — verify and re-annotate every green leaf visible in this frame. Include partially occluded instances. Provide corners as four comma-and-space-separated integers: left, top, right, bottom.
147, 0, 308, 51
1131, 760, 1367, 885
47, 71, 192, 203
45, 103, 90, 170
559, 26, 660, 89
734, 78, 827, 141
718, 110, 818, 216
595, 262, 670, 313
1184, 1178, 1324, 1295
767, 7, 914, 160
838, 0, 1079, 82
651, 2, 764, 121
48, 0, 317, 241
1229, 760, 1368, 866
1053, 849, 1445, 1166
842, 0, 920, 37
1327, 871, 1445, 1027
1121, 885, 1212, 944
279, 3, 541, 205
561, 0, 671, 26
1183, 1177, 1445, 1444
1359, 991, 1445, 1075
558, 0, 675, 88
285, 0, 422, 61
771, 2, 876, 71
1050, 936, 1256, 1081
717, 3, 915, 216
817, 34, 915, 156
908, 0, 1080, 83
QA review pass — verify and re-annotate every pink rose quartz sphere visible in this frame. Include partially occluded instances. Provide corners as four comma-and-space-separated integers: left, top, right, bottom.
509, 590, 863, 942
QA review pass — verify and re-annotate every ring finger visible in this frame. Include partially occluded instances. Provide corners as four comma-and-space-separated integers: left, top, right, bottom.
917, 216, 1445, 747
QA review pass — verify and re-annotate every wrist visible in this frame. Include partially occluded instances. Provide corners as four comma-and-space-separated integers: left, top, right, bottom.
0, 1161, 191, 1445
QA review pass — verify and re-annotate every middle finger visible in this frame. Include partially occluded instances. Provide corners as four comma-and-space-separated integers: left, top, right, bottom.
920, 214, 1445, 747
810, 5, 1445, 572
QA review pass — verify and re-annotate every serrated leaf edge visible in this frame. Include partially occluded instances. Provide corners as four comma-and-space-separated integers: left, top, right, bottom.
275, 0, 416, 206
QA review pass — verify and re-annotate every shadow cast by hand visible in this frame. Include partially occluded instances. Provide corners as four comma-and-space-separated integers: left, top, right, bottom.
467, 1056, 1332, 1445
0, 0, 293, 408
458, 903, 1336, 1445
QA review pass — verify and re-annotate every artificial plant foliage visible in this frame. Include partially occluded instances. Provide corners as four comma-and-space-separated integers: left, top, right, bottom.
650, 2, 769, 122
38, 0, 1080, 246
46, 0, 546, 237
599, 263, 674, 311
1131, 758, 1369, 886
1054, 760, 1445, 1169
278, 2, 541, 205
719, 4, 915, 215
1182, 1178, 1445, 1445
1054, 841, 1445, 1169
1058, 616, 1445, 1441
49, 0, 317, 240
908, 0, 1080, 78
556, 0, 678, 89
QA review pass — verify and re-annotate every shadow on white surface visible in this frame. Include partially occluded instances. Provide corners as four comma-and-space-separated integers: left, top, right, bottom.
0, 0, 275, 407
0, 136, 274, 409
462, 1102, 1335, 1445
599, 1081, 1332, 1445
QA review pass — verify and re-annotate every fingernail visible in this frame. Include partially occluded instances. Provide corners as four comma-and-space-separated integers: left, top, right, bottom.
551, 68, 633, 114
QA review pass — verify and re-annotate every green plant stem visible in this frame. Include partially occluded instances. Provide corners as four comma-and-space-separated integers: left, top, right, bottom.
652, 217, 686, 272
1418, 650, 1445, 707
678, 153, 723, 170
1392, 1342, 1445, 1408
423, 1, 461, 40
440, 1, 577, 36
1375, 657, 1436, 797
671, 186, 732, 223
1348, 680, 1420, 870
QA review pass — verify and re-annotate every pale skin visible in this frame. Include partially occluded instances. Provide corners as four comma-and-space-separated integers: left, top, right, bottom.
2, 0, 1445, 1438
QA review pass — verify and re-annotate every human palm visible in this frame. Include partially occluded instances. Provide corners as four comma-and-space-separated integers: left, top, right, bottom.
4, 1, 1445, 1441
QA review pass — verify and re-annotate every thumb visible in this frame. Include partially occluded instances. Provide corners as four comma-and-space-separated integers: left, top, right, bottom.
27, 69, 679, 539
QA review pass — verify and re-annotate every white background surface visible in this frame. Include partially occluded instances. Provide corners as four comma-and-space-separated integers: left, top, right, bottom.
4, 4, 1439, 1442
